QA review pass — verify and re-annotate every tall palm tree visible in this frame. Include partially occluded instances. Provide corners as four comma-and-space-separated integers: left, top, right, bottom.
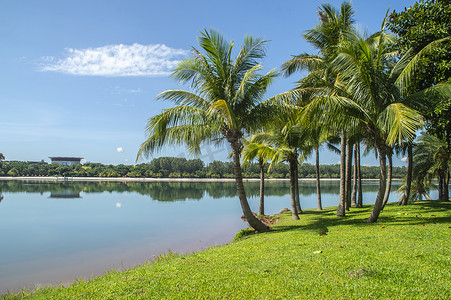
282, 1, 357, 217
137, 30, 277, 232
302, 26, 432, 222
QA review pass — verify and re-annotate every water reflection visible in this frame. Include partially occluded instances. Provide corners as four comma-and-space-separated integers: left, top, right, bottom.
0, 179, 407, 294
0, 180, 399, 202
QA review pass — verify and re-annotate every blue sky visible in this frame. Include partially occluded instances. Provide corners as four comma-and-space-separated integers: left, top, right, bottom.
0, 0, 416, 166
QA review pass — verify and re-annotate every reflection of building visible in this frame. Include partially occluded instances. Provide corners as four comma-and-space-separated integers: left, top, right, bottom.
49, 157, 83, 166
49, 190, 81, 198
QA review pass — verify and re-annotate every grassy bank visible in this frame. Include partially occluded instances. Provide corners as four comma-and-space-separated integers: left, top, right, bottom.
3, 202, 450, 299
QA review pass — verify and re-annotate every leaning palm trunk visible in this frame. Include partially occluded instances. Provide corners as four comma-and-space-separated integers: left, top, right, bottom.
315, 146, 322, 210
231, 140, 269, 232
345, 139, 353, 210
295, 162, 303, 214
258, 158, 265, 215
381, 150, 393, 209
337, 132, 346, 217
289, 158, 300, 220
351, 143, 358, 206
366, 143, 387, 223
399, 144, 413, 205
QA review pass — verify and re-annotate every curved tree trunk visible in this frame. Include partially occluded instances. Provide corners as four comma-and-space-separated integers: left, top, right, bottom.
399, 144, 413, 205
230, 140, 269, 232
258, 157, 265, 216
289, 156, 300, 220
381, 149, 393, 210
345, 139, 353, 211
295, 160, 303, 214
356, 142, 363, 208
315, 146, 322, 210
366, 143, 387, 223
337, 132, 346, 217
351, 143, 357, 207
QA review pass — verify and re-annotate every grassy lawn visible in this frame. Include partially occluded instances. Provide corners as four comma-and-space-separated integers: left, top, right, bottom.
3, 202, 450, 299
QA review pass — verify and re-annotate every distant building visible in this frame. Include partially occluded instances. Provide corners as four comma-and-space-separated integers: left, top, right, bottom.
49, 157, 83, 166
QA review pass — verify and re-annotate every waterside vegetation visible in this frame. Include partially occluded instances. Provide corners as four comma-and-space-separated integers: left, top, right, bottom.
0, 157, 407, 179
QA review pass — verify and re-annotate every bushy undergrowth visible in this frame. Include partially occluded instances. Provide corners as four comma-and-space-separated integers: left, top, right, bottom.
2, 202, 450, 299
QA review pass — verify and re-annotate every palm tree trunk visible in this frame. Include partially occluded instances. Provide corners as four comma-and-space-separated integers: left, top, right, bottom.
337, 132, 346, 217
345, 139, 353, 211
446, 171, 450, 202
438, 171, 444, 201
399, 144, 413, 205
357, 142, 363, 208
295, 162, 303, 214
351, 143, 357, 207
381, 150, 393, 210
315, 146, 322, 210
258, 157, 265, 216
289, 157, 300, 220
366, 143, 387, 223
230, 140, 269, 232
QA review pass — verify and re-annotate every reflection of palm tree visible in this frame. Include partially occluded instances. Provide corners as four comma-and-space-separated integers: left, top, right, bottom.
137, 30, 276, 232
0, 193, 3, 203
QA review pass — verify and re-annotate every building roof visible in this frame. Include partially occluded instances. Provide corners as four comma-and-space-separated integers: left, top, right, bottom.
49, 157, 83, 162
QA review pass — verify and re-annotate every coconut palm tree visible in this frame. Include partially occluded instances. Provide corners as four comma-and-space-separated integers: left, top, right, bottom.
242, 139, 272, 216
137, 29, 277, 232
301, 26, 431, 222
282, 2, 357, 217
248, 124, 309, 220
413, 132, 450, 201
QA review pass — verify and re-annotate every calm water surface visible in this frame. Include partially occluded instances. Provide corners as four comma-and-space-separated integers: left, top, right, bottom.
0, 179, 415, 293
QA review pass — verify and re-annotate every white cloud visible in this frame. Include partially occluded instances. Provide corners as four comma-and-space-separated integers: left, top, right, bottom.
117, 147, 124, 153
40, 43, 188, 76
107, 86, 142, 94
401, 157, 408, 162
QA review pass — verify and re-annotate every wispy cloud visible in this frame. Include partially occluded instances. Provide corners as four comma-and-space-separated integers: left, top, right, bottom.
106, 86, 142, 94
40, 43, 188, 76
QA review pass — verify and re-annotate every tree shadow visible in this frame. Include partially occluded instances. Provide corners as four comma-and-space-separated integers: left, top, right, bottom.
270, 202, 451, 236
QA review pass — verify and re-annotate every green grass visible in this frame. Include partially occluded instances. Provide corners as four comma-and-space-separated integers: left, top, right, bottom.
3, 202, 450, 299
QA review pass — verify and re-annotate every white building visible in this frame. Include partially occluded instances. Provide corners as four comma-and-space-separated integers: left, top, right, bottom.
49, 157, 83, 166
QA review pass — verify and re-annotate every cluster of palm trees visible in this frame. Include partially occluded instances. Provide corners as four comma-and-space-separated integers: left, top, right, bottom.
137, 2, 450, 232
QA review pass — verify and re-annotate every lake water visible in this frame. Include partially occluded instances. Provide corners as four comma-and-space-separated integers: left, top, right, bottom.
0, 179, 415, 293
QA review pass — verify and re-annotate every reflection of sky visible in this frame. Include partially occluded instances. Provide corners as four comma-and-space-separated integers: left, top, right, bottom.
0, 189, 246, 293
0, 180, 440, 293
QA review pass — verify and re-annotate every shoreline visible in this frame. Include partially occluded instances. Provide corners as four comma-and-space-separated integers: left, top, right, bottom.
0, 176, 400, 183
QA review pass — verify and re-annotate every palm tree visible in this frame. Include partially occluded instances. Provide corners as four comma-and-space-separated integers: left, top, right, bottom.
137, 30, 277, 232
282, 2, 357, 217
414, 133, 450, 201
248, 125, 308, 221
242, 139, 272, 216
301, 26, 432, 222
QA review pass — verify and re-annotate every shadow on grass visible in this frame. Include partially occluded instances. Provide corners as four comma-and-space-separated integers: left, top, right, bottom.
271, 201, 451, 236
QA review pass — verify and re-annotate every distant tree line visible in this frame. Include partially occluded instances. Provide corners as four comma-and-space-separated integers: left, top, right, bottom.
0, 156, 406, 179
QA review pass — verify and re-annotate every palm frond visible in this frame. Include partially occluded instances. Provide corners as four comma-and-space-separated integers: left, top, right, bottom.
378, 103, 424, 146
